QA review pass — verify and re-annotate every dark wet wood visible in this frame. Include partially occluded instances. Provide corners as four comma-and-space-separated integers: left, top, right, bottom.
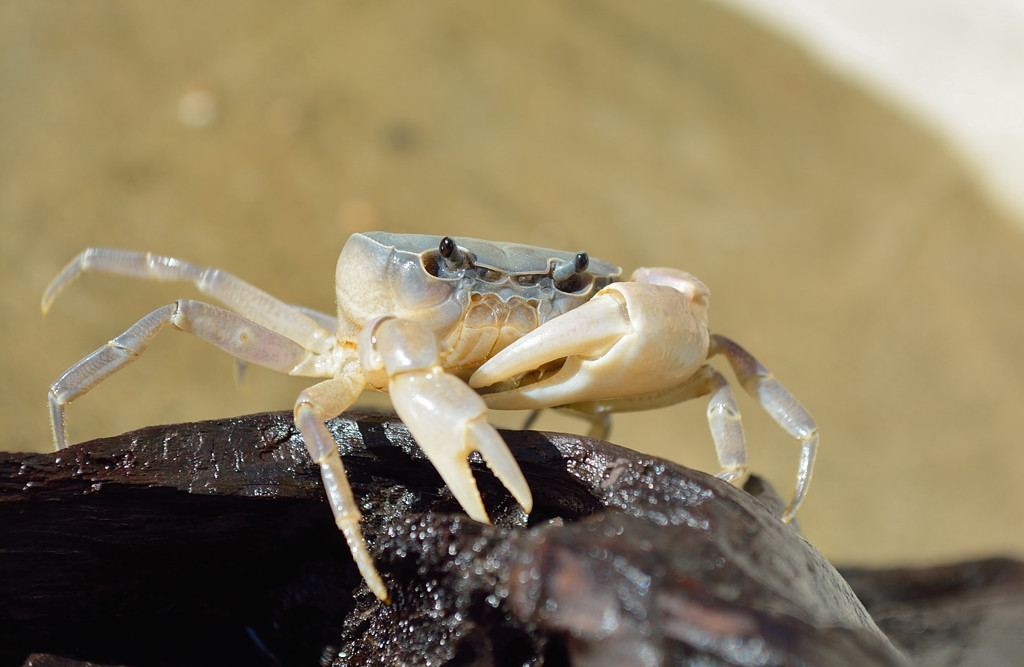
4, 411, 998, 666
841, 558, 1024, 665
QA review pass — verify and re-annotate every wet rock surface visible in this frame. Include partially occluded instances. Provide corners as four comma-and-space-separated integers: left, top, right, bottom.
840, 558, 1024, 666
0, 411, 1005, 665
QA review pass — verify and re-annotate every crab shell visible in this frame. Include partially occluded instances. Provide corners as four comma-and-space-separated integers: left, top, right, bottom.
334, 232, 620, 346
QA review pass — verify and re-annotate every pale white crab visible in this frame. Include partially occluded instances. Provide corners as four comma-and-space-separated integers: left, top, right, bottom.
42, 232, 818, 602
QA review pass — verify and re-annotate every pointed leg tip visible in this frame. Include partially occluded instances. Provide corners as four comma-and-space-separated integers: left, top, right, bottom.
780, 500, 800, 523
370, 583, 392, 604
41, 290, 53, 315
41, 285, 61, 316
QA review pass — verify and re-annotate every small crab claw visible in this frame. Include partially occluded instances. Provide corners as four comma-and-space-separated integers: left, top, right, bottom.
469, 269, 711, 409
360, 317, 533, 522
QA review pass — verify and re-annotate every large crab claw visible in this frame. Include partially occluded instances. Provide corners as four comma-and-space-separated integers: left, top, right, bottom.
469, 267, 818, 523
360, 317, 533, 523
469, 268, 711, 408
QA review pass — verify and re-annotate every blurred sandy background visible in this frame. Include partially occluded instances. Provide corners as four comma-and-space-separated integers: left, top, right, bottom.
2, 1, 1023, 568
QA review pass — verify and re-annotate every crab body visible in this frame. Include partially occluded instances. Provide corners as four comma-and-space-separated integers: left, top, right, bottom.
42, 231, 818, 603
334, 232, 619, 377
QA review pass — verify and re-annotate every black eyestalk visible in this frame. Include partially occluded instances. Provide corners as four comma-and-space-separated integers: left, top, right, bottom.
438, 236, 467, 268
552, 251, 589, 283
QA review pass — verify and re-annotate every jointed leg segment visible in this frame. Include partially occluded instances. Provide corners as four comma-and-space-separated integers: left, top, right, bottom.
709, 334, 818, 521
293, 374, 388, 602
42, 248, 334, 353
695, 365, 749, 483
48, 299, 318, 449
530, 336, 816, 521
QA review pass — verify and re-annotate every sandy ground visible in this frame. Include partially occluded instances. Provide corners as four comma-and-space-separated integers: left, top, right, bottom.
2, 1, 1023, 568
721, 0, 1024, 222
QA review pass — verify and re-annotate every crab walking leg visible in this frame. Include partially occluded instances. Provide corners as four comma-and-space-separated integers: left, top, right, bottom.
41, 248, 333, 353
289, 304, 338, 334
292, 374, 391, 603
234, 305, 339, 384
362, 317, 533, 523
694, 366, 748, 482
709, 334, 818, 522
565, 365, 749, 483
47, 299, 318, 449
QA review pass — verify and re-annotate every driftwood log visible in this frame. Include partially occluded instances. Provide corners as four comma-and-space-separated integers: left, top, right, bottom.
1, 412, 1019, 665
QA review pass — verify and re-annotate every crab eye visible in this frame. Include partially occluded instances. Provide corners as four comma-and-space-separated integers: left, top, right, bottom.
552, 252, 589, 282
439, 236, 457, 259
553, 251, 591, 292
436, 236, 469, 271
574, 252, 589, 273
423, 237, 468, 278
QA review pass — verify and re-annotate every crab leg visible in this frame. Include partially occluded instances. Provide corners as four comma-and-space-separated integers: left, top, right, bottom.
41, 248, 334, 353
360, 317, 533, 523
293, 373, 391, 602
708, 335, 818, 522
47, 299, 322, 449
234, 305, 338, 384
565, 339, 816, 521
607, 365, 749, 482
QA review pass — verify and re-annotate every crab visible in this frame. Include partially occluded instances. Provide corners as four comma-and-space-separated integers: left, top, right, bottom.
42, 232, 818, 603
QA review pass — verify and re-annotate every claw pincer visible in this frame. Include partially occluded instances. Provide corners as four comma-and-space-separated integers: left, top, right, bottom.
360, 315, 532, 522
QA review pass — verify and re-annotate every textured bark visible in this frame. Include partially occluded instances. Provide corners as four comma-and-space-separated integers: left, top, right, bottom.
0, 411, 943, 665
